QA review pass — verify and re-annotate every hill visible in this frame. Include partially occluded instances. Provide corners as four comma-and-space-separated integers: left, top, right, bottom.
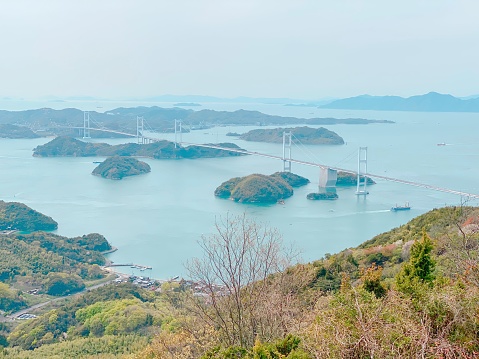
0, 201, 57, 232
92, 156, 151, 180
321, 91, 479, 112
215, 172, 309, 203
240, 126, 344, 145
0, 124, 39, 139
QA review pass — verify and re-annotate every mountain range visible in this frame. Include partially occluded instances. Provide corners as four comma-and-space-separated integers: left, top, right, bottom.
320, 92, 479, 112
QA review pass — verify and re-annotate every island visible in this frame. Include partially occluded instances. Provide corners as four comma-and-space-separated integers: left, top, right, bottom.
307, 192, 339, 200
92, 156, 151, 180
215, 172, 309, 204
0, 200, 58, 232
239, 126, 344, 145
33, 136, 248, 160
0, 124, 40, 139
336, 171, 375, 186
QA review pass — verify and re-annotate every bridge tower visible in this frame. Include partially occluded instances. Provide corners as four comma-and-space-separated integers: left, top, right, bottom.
174, 119, 182, 148
356, 147, 369, 195
282, 131, 292, 172
83, 112, 91, 139
136, 116, 144, 144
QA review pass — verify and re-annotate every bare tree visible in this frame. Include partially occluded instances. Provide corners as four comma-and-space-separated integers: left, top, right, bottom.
185, 213, 304, 348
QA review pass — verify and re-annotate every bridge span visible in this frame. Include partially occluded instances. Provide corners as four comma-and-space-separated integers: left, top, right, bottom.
72, 118, 479, 200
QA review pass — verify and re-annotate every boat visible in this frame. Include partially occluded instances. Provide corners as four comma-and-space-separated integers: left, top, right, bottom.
277, 199, 285, 205
391, 202, 411, 211
437, 142, 446, 146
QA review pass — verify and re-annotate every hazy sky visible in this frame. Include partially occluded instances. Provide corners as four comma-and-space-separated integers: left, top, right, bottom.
1, 0, 478, 100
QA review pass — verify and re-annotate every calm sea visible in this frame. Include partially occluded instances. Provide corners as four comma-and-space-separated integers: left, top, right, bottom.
1, 99, 478, 279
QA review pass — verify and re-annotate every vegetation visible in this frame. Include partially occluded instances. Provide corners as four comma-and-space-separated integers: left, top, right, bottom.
240, 126, 344, 145
0, 201, 57, 232
33, 136, 247, 160
215, 172, 309, 203
2, 205, 479, 358
92, 156, 151, 180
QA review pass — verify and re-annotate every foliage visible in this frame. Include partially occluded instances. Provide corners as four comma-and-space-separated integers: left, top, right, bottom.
43, 272, 85, 296
92, 156, 151, 180
0, 124, 39, 139
336, 171, 375, 186
0, 282, 26, 312
395, 232, 436, 295
270, 172, 310, 187
0, 201, 57, 232
0, 334, 148, 358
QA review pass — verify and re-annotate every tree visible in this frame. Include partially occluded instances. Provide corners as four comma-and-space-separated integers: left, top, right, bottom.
396, 231, 435, 295
185, 213, 300, 348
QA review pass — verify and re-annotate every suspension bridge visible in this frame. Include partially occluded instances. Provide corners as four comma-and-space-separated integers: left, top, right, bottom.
75, 112, 479, 200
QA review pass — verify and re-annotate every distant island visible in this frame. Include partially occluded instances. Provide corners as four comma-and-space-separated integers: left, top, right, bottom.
92, 156, 151, 180
240, 126, 344, 145
0, 106, 392, 138
173, 102, 201, 107
0, 124, 40, 139
321, 92, 479, 112
33, 136, 248, 160
0, 200, 58, 232
215, 172, 309, 204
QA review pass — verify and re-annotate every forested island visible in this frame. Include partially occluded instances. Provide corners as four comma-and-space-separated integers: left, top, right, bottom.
215, 172, 310, 203
0, 205, 478, 357
0, 106, 393, 138
336, 171, 376, 186
92, 156, 151, 180
33, 136, 247, 159
0, 124, 40, 139
240, 126, 344, 145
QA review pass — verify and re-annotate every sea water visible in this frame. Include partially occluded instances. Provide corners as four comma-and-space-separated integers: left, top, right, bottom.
0, 102, 478, 279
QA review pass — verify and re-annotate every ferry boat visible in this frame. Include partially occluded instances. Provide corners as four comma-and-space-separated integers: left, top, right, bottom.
391, 202, 411, 211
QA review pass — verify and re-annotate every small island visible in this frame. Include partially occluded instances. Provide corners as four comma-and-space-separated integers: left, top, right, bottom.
240, 126, 344, 145
337, 171, 375, 186
215, 172, 309, 204
92, 156, 151, 180
0, 200, 58, 232
307, 192, 339, 200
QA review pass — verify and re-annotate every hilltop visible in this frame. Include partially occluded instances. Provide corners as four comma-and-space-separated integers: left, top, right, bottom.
92, 156, 151, 180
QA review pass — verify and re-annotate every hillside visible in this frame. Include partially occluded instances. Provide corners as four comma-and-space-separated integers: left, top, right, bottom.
0, 124, 39, 139
0, 201, 58, 232
321, 91, 479, 112
240, 126, 344, 145
92, 156, 151, 180
215, 172, 309, 203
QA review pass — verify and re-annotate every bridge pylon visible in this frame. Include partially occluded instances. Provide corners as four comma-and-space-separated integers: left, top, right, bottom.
136, 116, 144, 144
174, 119, 182, 148
83, 112, 91, 139
356, 147, 369, 196
282, 131, 292, 172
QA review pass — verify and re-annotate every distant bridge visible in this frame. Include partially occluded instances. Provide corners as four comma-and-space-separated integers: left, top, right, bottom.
72, 113, 479, 200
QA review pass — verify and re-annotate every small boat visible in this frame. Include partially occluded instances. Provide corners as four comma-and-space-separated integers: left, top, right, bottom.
391, 202, 411, 211
437, 142, 446, 146
277, 199, 285, 205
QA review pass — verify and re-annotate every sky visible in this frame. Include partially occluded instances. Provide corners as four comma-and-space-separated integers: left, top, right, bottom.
0, 0, 478, 100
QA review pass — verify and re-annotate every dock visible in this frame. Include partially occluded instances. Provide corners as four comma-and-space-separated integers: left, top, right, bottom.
106, 263, 152, 271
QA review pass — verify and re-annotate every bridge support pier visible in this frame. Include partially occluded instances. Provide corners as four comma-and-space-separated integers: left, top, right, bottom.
282, 131, 292, 172
174, 119, 182, 148
319, 167, 338, 189
83, 112, 91, 139
356, 147, 369, 195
